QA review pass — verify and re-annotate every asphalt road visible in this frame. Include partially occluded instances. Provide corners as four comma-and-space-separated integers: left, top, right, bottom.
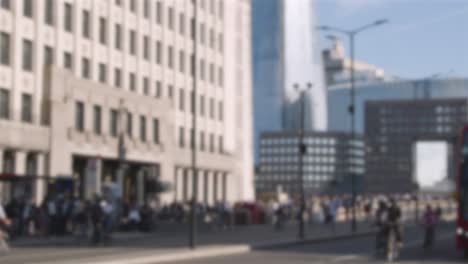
173, 223, 463, 264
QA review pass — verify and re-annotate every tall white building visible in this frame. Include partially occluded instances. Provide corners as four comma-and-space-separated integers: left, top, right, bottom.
252, 0, 327, 163
0, 0, 254, 204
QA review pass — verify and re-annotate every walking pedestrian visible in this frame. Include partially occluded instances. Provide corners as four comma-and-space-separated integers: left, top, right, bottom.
0, 203, 11, 253
422, 205, 437, 249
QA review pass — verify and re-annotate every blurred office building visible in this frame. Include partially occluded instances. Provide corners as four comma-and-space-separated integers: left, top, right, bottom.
0, 0, 254, 204
252, 0, 327, 163
328, 78, 468, 134
256, 131, 365, 198
365, 98, 466, 193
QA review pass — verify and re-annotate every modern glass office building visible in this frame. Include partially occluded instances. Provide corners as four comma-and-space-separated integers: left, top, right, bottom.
252, 0, 327, 163
328, 78, 468, 133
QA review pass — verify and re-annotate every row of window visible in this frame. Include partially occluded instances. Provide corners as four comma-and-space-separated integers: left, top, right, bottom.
261, 165, 337, 173
260, 146, 337, 155
0, 31, 224, 89
0, 0, 224, 54
74, 101, 160, 144
1, 0, 223, 26
178, 90, 223, 120
261, 137, 338, 146
261, 156, 338, 164
178, 126, 223, 154
0, 88, 32, 123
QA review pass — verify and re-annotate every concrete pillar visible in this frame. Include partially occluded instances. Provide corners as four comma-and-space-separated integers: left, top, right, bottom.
213, 172, 219, 203
33, 153, 46, 204
84, 158, 102, 200
0, 148, 4, 173
186, 169, 193, 202
195, 169, 203, 204
15, 151, 27, 175
137, 169, 145, 205
206, 171, 213, 205
0, 149, 4, 204
202, 171, 208, 205
218, 172, 224, 202
222, 173, 228, 202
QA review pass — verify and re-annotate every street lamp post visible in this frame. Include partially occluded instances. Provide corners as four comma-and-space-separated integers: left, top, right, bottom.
294, 83, 312, 240
318, 19, 388, 233
189, 0, 198, 249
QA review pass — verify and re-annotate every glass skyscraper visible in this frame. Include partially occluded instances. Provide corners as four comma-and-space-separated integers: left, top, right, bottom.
252, 0, 327, 163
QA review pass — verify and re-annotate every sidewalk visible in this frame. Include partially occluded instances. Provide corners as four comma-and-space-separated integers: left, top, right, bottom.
2, 221, 378, 264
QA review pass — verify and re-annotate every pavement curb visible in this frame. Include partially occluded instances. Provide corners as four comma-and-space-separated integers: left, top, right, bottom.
50, 230, 378, 264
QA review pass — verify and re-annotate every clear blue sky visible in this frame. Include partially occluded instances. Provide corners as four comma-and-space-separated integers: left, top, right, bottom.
316, 0, 468, 79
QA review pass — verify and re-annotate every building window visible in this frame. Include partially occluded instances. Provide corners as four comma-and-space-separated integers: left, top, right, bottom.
209, 64, 214, 84
200, 95, 205, 116
0, 88, 9, 119
200, 23, 205, 45
190, 18, 195, 40
140, 115, 146, 142
110, 109, 118, 137
218, 33, 223, 53
130, 30, 136, 55
0, 32, 10, 66
82, 10, 91, 39
93, 105, 102, 135
1, 0, 10, 9
200, 132, 205, 151
190, 91, 195, 114
190, 129, 195, 149
82, 58, 91, 79
99, 18, 107, 44
218, 67, 223, 87
143, 36, 150, 60
179, 89, 185, 111
64, 52, 73, 70
23, 0, 33, 18
75, 101, 85, 132
144, 0, 150, 18
143, 77, 149, 95
156, 41, 162, 65
156, 1, 163, 24
209, 133, 214, 153
218, 0, 223, 20
168, 7, 174, 30
130, 0, 136, 13
168, 45, 173, 69
99, 63, 107, 83
126, 112, 133, 137
168, 85, 173, 99
209, 98, 214, 119
114, 68, 122, 88
64, 3, 73, 32
153, 118, 159, 143
44, 46, 53, 65
209, 29, 215, 49
200, 59, 205, 81
179, 13, 185, 35
190, 54, 195, 77
22, 39, 33, 72
129, 73, 136, 91
115, 24, 122, 50
218, 101, 223, 121
179, 126, 185, 148
20, 93, 32, 122
155, 81, 162, 98
219, 136, 223, 153
45, 0, 54, 25
115, 0, 121, 6
179, 50, 185, 73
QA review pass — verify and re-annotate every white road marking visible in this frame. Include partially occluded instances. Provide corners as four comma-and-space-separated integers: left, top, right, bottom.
331, 254, 359, 262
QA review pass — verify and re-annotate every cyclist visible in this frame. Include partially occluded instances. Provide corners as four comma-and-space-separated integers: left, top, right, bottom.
387, 198, 403, 247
